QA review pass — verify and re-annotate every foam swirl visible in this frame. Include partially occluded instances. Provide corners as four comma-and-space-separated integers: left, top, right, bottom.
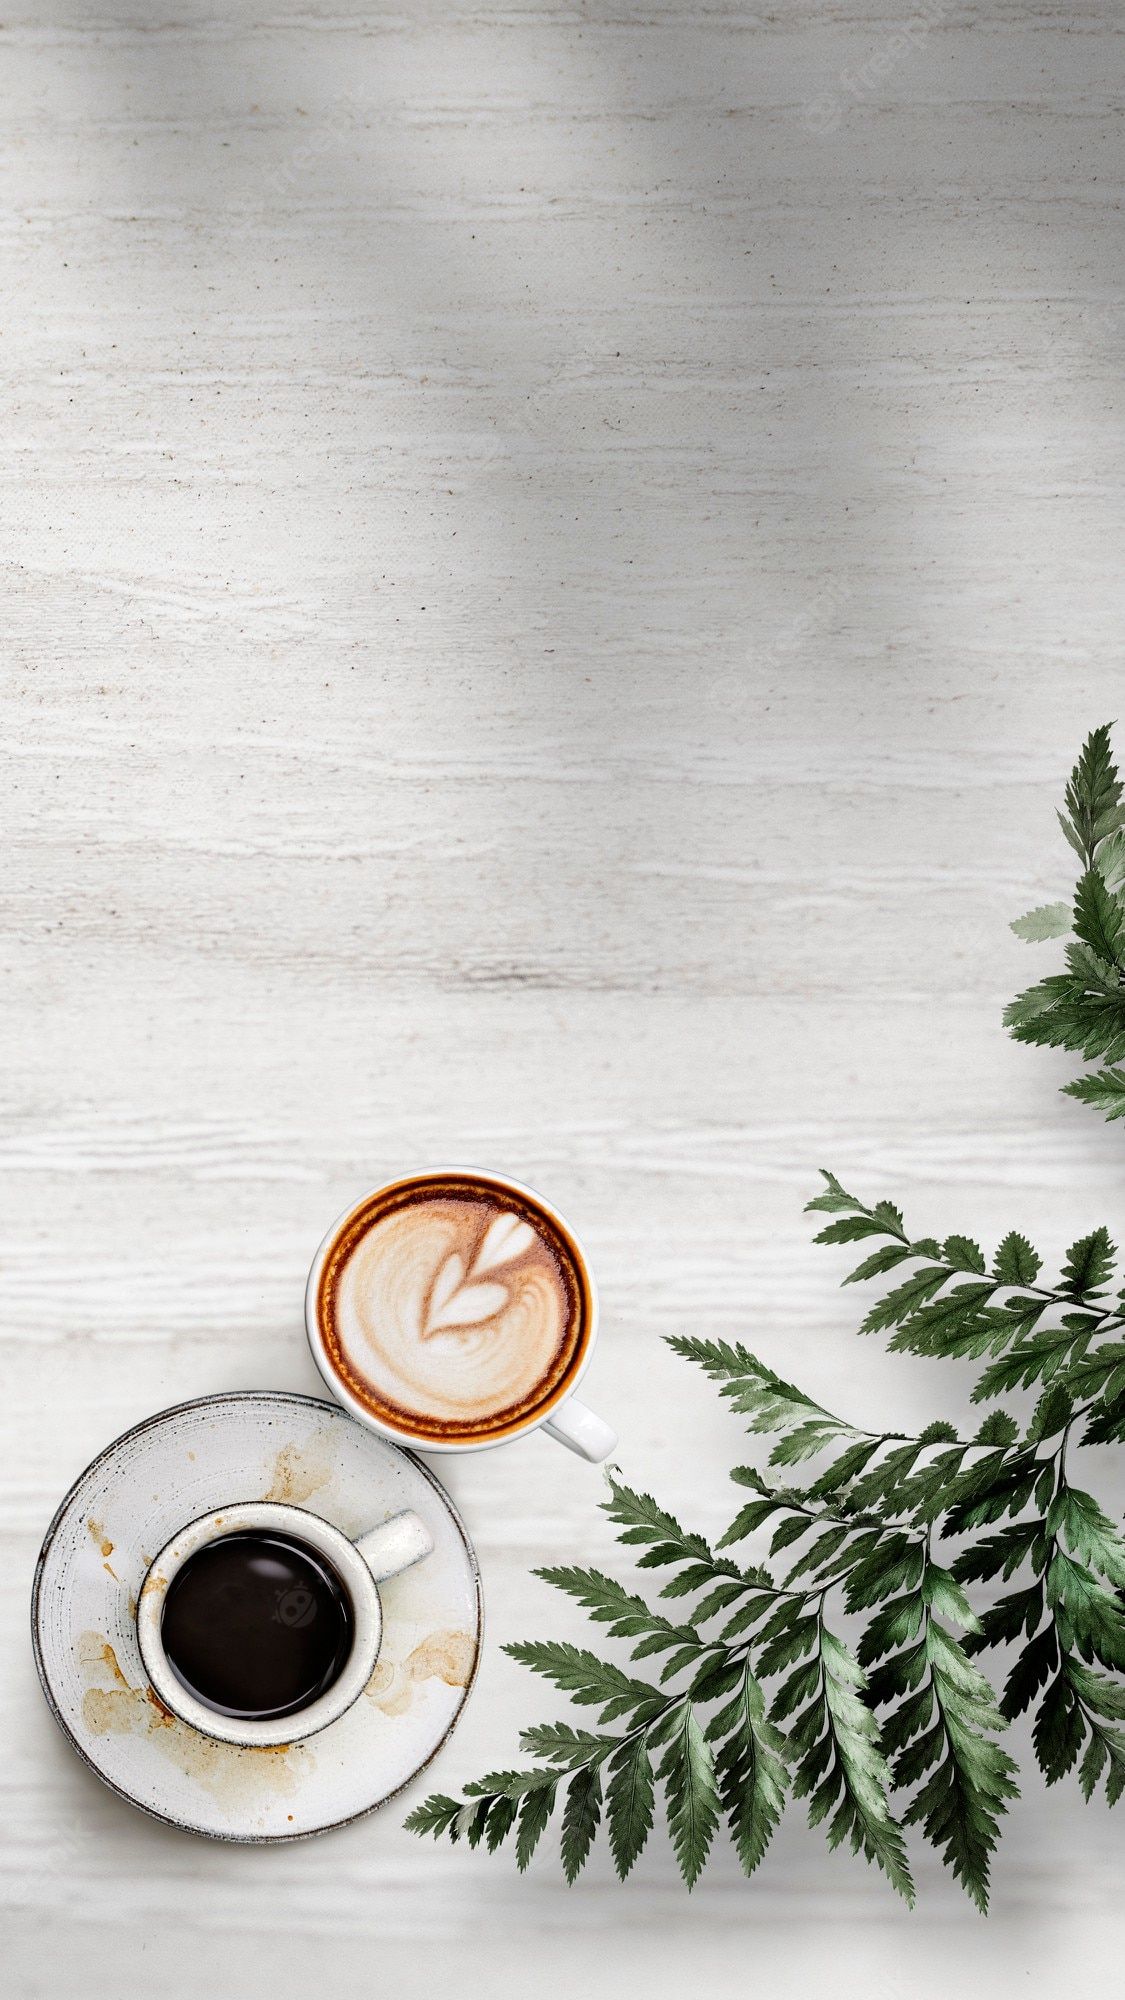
328, 1190, 578, 1433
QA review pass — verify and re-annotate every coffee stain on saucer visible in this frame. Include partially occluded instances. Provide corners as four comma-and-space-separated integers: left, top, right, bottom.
365, 1629, 476, 1717
86, 1518, 114, 1558
77, 1630, 310, 1805
81, 1636, 131, 1690
264, 1433, 334, 1506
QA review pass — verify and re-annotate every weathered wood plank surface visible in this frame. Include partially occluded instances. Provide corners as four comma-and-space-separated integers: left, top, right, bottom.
3, 1, 1123, 1992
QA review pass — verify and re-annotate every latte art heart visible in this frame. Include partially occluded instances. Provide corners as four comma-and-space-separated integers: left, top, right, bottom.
318, 1179, 588, 1442
422, 1215, 541, 1336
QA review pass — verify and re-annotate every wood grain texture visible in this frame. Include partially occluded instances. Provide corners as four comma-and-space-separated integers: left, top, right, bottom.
3, 0, 1124, 1993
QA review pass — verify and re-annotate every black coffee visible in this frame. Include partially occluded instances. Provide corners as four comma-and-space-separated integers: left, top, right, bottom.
160, 1530, 354, 1722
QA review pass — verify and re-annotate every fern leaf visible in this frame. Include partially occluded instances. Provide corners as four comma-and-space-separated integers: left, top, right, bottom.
536, 1565, 703, 1664
1061, 1226, 1117, 1301
859, 1265, 950, 1335
900, 1621, 1017, 1914
1048, 1487, 1125, 1588
1032, 1672, 1087, 1786
667, 1336, 851, 1441
657, 1702, 720, 1889
1063, 1066, 1125, 1118
1010, 902, 1071, 942
560, 1765, 603, 1883
804, 1169, 865, 1215
1073, 870, 1125, 970
515, 1780, 558, 1870
403, 1793, 463, 1840
504, 1642, 666, 1727
992, 1232, 1042, 1285
790, 1626, 914, 1903
605, 1733, 655, 1880
713, 1665, 787, 1875
1062, 723, 1123, 861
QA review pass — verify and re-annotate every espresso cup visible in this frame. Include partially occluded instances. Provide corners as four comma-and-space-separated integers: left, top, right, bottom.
305, 1169, 617, 1461
136, 1501, 433, 1748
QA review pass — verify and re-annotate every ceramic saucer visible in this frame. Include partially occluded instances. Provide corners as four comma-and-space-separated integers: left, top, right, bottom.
32, 1391, 482, 1842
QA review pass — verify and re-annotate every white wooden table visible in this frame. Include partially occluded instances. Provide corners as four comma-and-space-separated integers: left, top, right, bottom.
4, 3, 1123, 1993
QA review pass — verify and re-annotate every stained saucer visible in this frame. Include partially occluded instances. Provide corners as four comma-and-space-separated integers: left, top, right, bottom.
32, 1391, 482, 1842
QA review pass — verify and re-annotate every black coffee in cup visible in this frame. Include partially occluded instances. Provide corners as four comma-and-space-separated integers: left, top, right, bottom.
160, 1529, 354, 1722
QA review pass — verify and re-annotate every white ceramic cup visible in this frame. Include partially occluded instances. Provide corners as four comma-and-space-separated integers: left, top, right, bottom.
305, 1169, 617, 1462
136, 1500, 433, 1748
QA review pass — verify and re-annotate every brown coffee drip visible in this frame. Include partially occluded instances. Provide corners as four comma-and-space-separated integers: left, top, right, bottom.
316, 1176, 591, 1444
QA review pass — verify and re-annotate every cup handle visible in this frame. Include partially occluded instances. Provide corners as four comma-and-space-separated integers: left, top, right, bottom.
355, 1509, 434, 1582
541, 1397, 617, 1462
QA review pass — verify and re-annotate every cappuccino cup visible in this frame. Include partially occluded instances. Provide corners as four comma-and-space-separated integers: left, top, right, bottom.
305, 1169, 617, 1462
136, 1500, 433, 1748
